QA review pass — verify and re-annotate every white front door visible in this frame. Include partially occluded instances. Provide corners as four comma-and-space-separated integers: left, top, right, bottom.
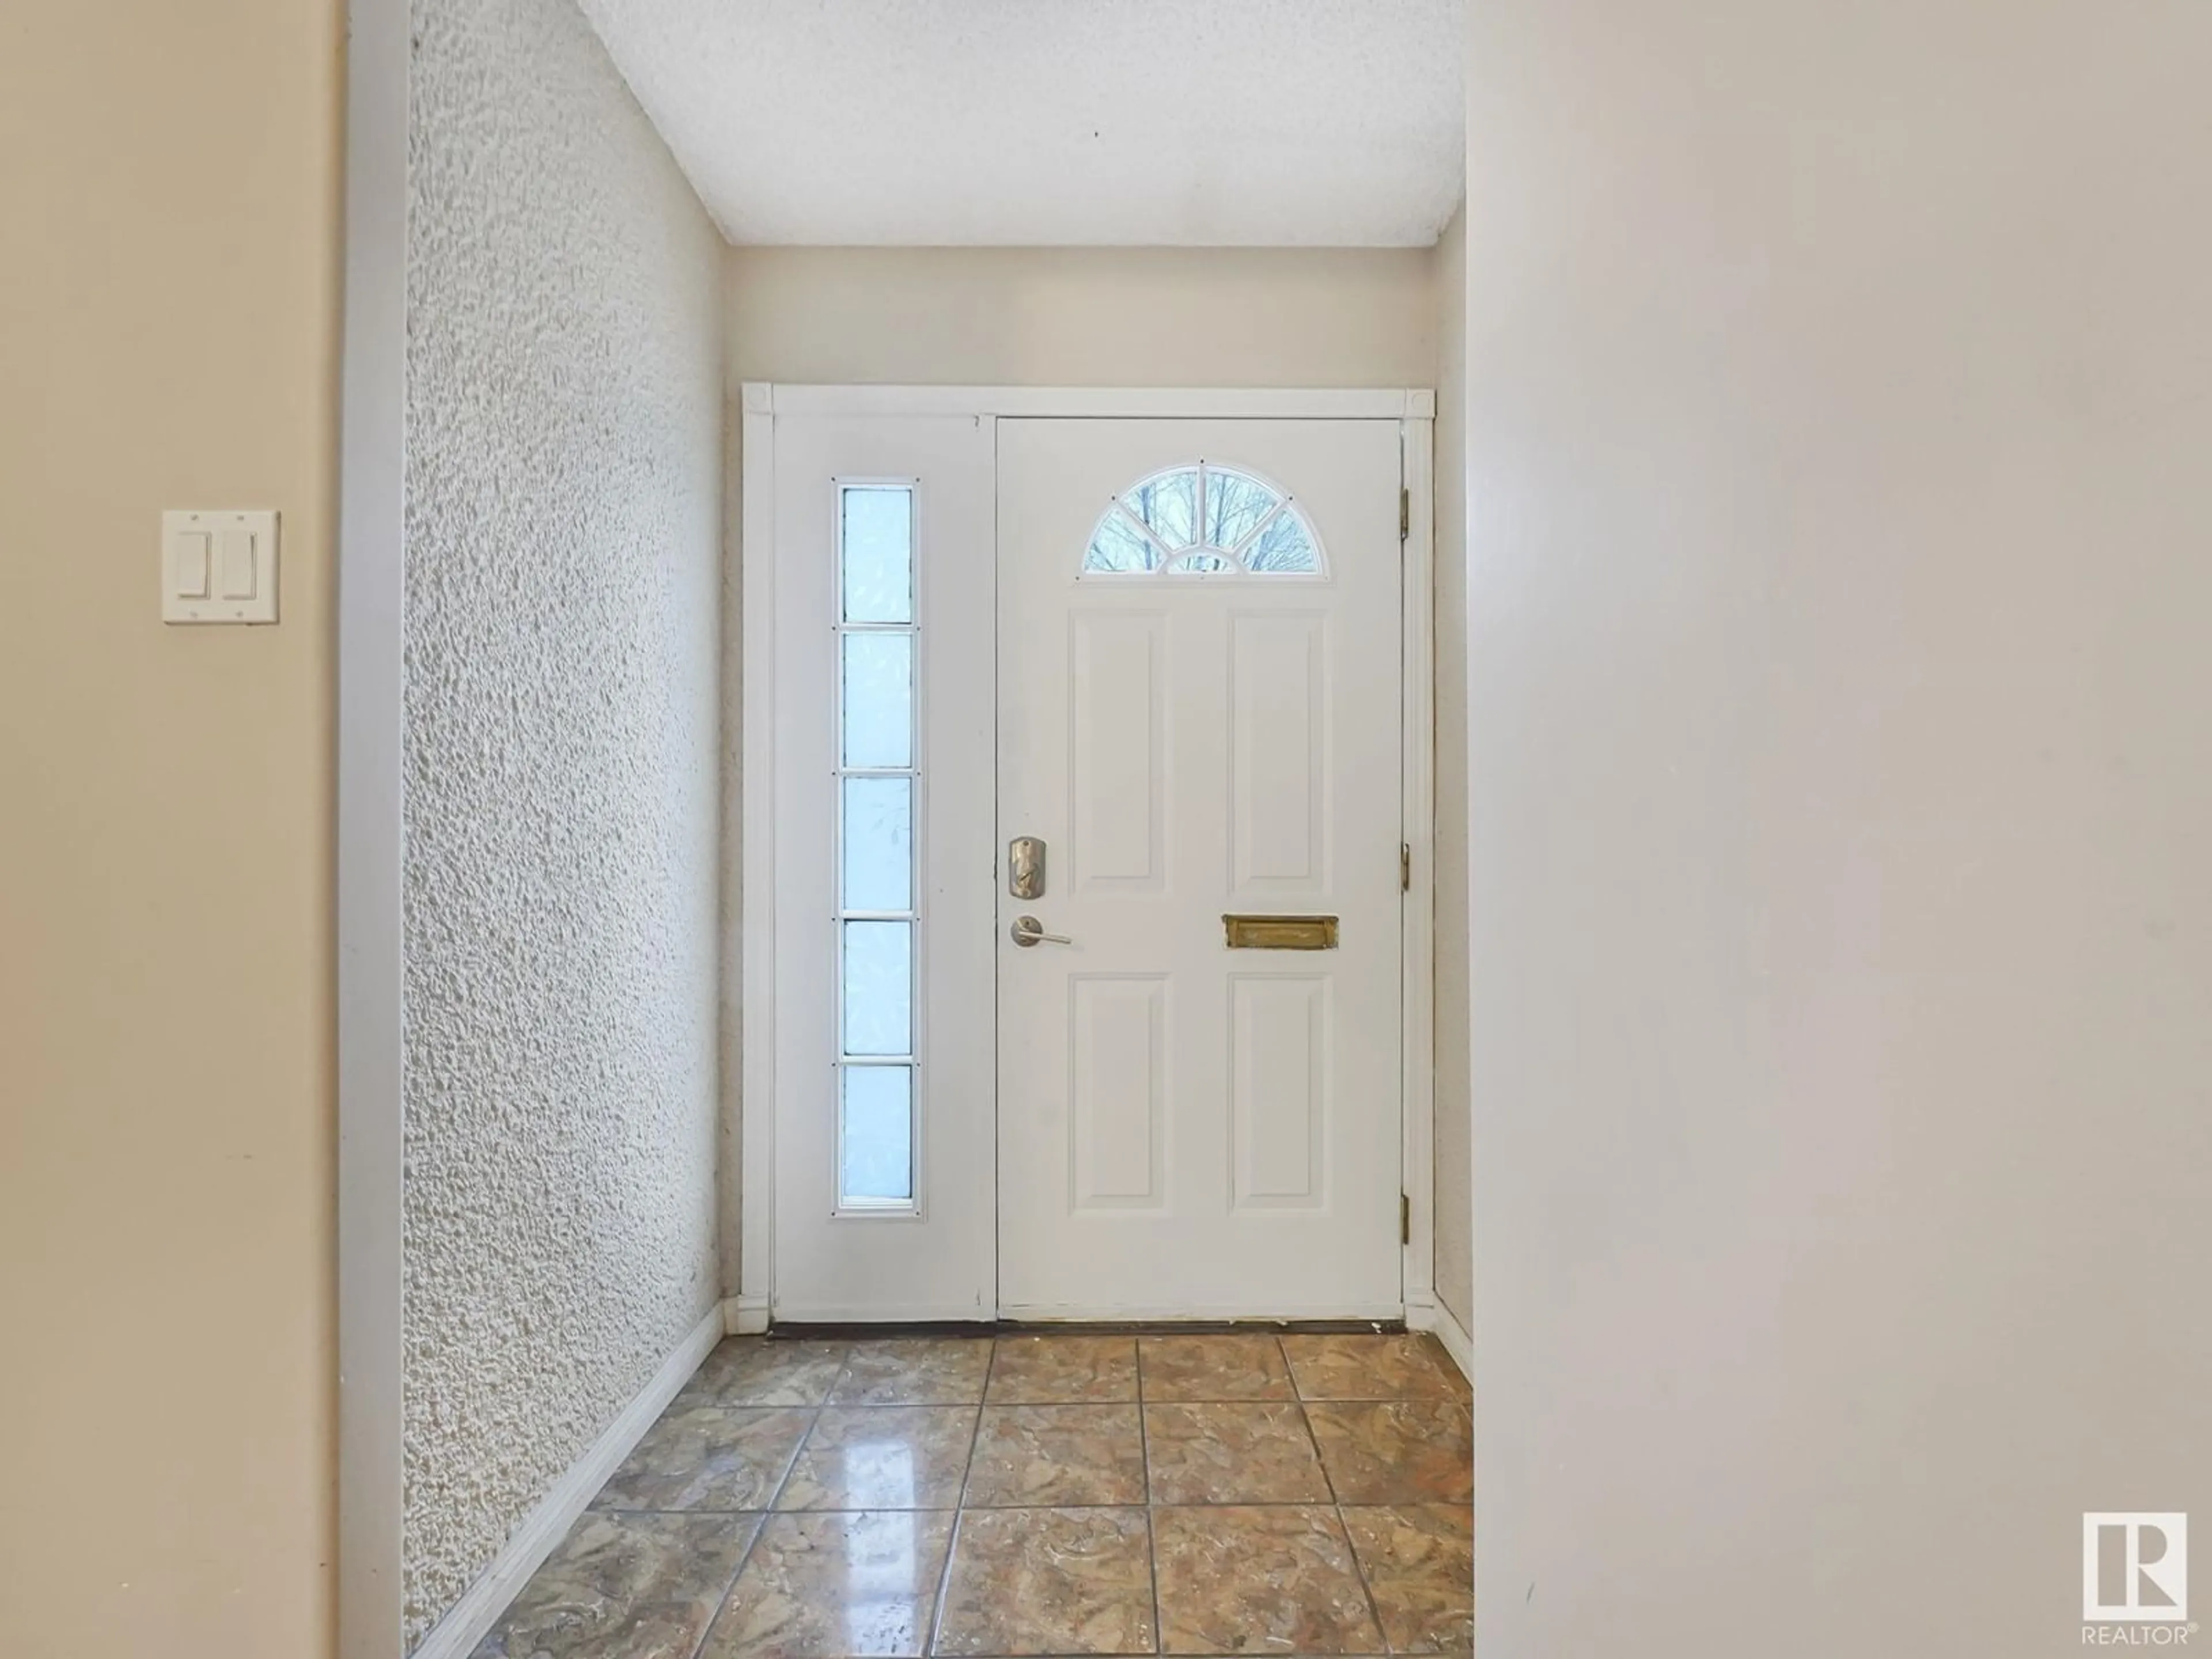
994, 418, 1406, 1319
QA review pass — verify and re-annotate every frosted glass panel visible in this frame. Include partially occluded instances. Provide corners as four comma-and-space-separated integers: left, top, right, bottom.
842, 486, 912, 623
840, 632, 914, 768
833, 475, 919, 1209
842, 921, 912, 1056
841, 1065, 913, 1204
842, 776, 912, 912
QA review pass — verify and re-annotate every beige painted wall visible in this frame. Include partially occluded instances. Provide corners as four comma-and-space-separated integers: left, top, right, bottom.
0, 1, 341, 1656
725, 246, 1437, 389
1429, 200, 1471, 1339
1465, 3, 2212, 1652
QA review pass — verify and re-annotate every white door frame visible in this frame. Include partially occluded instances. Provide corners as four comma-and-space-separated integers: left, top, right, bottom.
738, 382, 1440, 1330
336, 0, 407, 1650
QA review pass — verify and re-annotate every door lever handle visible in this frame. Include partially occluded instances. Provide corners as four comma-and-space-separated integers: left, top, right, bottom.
1010, 915, 1072, 948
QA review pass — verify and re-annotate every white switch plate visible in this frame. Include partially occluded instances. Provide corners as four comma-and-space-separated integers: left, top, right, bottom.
163, 509, 279, 624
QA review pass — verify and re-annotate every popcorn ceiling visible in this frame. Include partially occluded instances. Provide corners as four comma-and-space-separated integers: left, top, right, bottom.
573, 0, 1465, 247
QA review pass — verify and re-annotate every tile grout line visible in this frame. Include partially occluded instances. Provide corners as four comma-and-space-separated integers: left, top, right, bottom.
1290, 1340, 1341, 1509
678, 1498, 779, 1659
1335, 1497, 1396, 1658
681, 1340, 851, 1659
924, 1340, 997, 1656
643, 1335, 1456, 1659
1290, 1342, 1396, 1658
607, 1497, 1437, 1514
1136, 1336, 1166, 1656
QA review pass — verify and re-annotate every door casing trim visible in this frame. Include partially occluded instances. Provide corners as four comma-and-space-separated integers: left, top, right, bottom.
737, 384, 1439, 1325
765, 384, 1433, 421
337, 0, 408, 1650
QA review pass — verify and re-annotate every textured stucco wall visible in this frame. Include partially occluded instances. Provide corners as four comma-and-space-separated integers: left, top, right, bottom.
402, 0, 723, 1643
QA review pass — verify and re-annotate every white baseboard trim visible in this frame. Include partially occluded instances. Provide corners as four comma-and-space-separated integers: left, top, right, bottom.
724, 1294, 770, 1335
409, 1304, 724, 1659
1407, 1291, 1474, 1386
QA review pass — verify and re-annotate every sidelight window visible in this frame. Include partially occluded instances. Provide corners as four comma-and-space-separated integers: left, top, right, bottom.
834, 483, 919, 1210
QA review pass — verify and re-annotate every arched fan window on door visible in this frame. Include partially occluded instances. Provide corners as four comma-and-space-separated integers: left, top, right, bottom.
1081, 461, 1327, 577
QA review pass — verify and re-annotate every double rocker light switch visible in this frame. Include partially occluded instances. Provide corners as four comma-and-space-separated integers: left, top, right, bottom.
163, 510, 279, 624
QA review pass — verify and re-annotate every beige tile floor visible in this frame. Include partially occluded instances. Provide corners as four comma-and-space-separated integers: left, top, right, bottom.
472, 1331, 1472, 1659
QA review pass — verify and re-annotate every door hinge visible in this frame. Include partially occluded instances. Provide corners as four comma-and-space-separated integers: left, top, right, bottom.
1400, 842, 1412, 892
1399, 486, 1410, 542
1400, 1192, 1412, 1246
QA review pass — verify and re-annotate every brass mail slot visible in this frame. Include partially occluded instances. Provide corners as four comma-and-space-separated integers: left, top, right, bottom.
1222, 914, 1339, 950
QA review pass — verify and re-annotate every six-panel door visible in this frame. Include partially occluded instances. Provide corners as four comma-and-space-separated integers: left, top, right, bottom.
994, 418, 1406, 1319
